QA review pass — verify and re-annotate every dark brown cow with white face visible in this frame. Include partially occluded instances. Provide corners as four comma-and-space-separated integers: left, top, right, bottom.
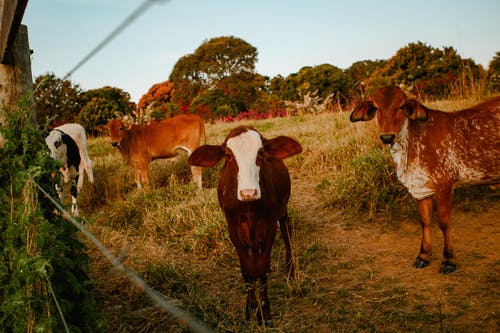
188, 126, 302, 325
350, 85, 500, 274
105, 114, 205, 189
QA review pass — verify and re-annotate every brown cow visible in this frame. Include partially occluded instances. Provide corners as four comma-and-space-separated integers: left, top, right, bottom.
350, 85, 500, 274
188, 126, 302, 325
105, 114, 206, 189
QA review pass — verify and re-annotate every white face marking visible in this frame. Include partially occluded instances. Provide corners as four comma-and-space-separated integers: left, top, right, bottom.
226, 130, 263, 201
46, 130, 67, 164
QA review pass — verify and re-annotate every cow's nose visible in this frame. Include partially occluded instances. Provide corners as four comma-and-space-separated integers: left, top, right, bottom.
380, 134, 396, 145
240, 189, 258, 202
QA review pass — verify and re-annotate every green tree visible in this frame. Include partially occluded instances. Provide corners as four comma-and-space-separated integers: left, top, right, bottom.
345, 60, 387, 98
296, 64, 352, 102
34, 73, 84, 127
169, 36, 260, 118
269, 74, 299, 101
269, 64, 352, 105
78, 86, 136, 135
367, 42, 483, 98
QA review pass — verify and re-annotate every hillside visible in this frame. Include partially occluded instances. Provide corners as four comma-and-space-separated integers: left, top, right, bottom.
79, 109, 499, 332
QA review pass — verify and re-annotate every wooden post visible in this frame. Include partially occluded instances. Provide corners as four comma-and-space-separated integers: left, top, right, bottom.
0, 24, 33, 146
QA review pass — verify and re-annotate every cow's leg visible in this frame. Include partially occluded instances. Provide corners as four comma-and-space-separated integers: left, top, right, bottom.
70, 175, 79, 216
191, 165, 202, 189
435, 186, 456, 274
279, 211, 295, 278
413, 197, 433, 268
230, 229, 273, 325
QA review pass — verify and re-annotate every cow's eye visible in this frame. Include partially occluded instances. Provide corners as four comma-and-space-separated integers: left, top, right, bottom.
54, 140, 61, 148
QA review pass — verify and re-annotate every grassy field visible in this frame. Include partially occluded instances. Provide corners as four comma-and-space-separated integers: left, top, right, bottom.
75, 101, 499, 332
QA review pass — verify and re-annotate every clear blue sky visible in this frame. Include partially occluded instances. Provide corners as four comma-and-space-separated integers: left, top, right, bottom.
22, 0, 500, 102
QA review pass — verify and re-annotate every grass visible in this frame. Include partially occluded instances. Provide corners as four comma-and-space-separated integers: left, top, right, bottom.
76, 101, 498, 332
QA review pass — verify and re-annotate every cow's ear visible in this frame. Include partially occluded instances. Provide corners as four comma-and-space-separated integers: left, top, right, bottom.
264, 136, 302, 160
188, 145, 225, 167
402, 99, 428, 121
350, 101, 377, 122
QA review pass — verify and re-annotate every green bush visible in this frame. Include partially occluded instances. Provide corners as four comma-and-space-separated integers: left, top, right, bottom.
0, 96, 102, 332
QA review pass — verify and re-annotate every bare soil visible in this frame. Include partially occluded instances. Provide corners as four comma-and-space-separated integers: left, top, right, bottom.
289, 177, 499, 332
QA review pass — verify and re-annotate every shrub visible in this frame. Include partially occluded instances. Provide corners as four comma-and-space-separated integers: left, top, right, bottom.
0, 96, 101, 332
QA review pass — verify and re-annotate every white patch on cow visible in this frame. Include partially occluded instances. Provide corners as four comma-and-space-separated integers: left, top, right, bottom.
389, 119, 435, 200
226, 130, 263, 201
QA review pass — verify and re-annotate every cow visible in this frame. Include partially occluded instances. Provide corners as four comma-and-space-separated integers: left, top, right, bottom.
105, 114, 206, 189
188, 125, 302, 325
45, 123, 94, 216
350, 85, 500, 274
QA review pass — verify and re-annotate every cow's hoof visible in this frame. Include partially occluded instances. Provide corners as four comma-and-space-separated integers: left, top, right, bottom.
439, 261, 456, 274
412, 257, 430, 269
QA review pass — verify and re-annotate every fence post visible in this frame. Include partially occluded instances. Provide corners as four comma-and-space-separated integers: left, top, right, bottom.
0, 24, 34, 146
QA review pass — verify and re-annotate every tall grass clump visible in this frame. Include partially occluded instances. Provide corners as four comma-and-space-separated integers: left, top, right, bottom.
0, 97, 101, 332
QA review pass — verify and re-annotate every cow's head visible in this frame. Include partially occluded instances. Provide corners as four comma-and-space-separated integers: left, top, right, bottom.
104, 119, 131, 147
188, 126, 302, 202
45, 130, 67, 163
350, 86, 429, 145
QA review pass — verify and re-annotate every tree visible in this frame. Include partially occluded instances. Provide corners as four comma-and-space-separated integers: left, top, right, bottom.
367, 42, 483, 98
269, 64, 352, 106
345, 60, 387, 98
78, 86, 135, 135
169, 36, 259, 118
34, 73, 83, 127
488, 52, 500, 92
137, 80, 175, 120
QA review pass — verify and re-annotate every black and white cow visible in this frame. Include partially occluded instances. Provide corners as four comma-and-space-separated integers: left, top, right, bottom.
45, 123, 94, 216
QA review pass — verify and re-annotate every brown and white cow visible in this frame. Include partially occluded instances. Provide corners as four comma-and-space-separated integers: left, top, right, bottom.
105, 114, 206, 189
188, 126, 302, 325
350, 85, 500, 274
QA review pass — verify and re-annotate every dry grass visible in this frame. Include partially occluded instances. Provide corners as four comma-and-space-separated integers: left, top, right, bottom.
77, 104, 498, 332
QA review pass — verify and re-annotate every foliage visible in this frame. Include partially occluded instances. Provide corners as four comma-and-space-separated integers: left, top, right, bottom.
345, 60, 387, 98
0, 96, 101, 331
34, 73, 84, 127
487, 51, 500, 92
136, 80, 175, 121
169, 36, 262, 119
366, 42, 484, 98
78, 86, 136, 135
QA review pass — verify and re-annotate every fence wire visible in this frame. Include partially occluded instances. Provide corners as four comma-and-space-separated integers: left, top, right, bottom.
63, 0, 170, 81
35, 181, 214, 333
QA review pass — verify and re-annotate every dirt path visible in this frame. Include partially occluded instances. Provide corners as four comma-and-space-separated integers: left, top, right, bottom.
290, 178, 499, 332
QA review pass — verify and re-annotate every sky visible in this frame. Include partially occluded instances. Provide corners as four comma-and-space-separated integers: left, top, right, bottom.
22, 0, 500, 103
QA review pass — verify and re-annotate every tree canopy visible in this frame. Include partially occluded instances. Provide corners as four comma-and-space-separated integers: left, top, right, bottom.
34, 73, 83, 127
169, 36, 261, 118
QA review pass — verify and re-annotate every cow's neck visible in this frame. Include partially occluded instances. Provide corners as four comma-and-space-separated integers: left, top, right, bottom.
388, 118, 409, 179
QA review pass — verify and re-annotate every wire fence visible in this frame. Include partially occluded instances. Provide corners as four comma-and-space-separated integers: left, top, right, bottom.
29, 1, 215, 331
35, 181, 214, 333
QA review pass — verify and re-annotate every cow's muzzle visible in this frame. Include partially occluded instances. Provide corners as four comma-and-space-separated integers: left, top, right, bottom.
239, 189, 259, 202
380, 133, 396, 145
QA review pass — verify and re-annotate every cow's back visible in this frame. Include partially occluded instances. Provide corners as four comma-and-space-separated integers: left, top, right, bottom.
121, 114, 204, 160
145, 115, 203, 157
408, 97, 500, 187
